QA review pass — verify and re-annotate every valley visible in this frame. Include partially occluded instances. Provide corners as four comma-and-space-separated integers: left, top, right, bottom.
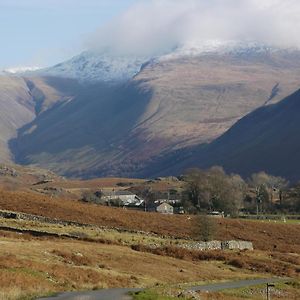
3, 48, 300, 179
2, 2, 300, 300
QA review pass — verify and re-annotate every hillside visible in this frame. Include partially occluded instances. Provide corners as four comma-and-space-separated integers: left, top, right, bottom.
0, 189, 299, 253
161, 88, 300, 182
0, 76, 35, 162
8, 48, 300, 178
0, 75, 80, 164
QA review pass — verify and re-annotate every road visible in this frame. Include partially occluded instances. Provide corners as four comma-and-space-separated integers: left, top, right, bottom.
37, 288, 142, 300
38, 278, 289, 299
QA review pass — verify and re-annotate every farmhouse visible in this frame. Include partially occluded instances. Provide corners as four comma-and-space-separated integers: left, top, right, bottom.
156, 202, 174, 214
102, 190, 144, 206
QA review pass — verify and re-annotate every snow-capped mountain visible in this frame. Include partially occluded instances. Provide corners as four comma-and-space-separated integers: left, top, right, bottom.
7, 40, 295, 85
25, 40, 284, 84
3, 39, 300, 179
36, 51, 150, 84
159, 40, 279, 61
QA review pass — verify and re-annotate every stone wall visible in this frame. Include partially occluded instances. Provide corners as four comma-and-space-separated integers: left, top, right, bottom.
0, 209, 157, 236
0, 209, 254, 250
180, 240, 253, 251
221, 240, 253, 250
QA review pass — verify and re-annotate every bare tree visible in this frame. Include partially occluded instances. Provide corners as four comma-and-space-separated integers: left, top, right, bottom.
184, 167, 246, 216
249, 172, 289, 212
192, 214, 217, 242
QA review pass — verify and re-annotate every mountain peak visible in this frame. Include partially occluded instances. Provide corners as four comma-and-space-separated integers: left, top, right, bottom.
14, 40, 300, 84
35, 51, 150, 84
159, 40, 281, 61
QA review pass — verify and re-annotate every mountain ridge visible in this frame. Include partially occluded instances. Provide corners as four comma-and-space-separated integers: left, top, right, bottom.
2, 42, 300, 179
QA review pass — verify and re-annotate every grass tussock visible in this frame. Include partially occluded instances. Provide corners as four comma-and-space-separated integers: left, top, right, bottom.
51, 249, 93, 266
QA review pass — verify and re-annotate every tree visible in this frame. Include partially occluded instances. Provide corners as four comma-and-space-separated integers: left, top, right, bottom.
184, 168, 211, 210
206, 167, 246, 216
192, 215, 217, 242
81, 190, 104, 204
184, 167, 246, 216
249, 172, 289, 212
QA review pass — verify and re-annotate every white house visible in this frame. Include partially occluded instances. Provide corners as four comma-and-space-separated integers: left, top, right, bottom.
102, 190, 144, 206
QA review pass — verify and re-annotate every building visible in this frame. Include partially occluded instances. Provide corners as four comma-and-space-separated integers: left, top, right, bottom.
102, 190, 144, 207
155, 199, 181, 205
156, 202, 174, 214
207, 211, 225, 218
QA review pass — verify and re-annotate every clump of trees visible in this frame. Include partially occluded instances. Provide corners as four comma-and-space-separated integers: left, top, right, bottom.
184, 167, 246, 216
183, 167, 297, 215
81, 191, 105, 205
80, 166, 300, 216
248, 171, 288, 214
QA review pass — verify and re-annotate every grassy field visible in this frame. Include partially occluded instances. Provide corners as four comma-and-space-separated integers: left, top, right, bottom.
0, 228, 263, 300
0, 189, 299, 252
0, 214, 298, 299
0, 188, 298, 299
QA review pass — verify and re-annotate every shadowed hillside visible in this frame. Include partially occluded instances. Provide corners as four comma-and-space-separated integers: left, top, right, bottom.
199, 88, 300, 181
0, 76, 35, 162
0, 76, 80, 164
11, 82, 153, 177
158, 89, 300, 182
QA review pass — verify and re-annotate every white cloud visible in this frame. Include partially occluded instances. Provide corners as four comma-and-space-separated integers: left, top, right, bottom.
87, 0, 300, 57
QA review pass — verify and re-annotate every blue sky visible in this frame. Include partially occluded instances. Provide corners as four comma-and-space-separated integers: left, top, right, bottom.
1, 0, 300, 70
0, 0, 137, 69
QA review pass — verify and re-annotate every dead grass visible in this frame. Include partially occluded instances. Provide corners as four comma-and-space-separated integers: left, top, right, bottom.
0, 235, 258, 299
0, 189, 299, 253
131, 245, 299, 277
208, 280, 300, 300
51, 249, 93, 266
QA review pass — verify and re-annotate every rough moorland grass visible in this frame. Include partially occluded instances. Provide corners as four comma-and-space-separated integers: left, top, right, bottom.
0, 189, 299, 253
217, 280, 300, 300
131, 244, 300, 277
0, 217, 190, 248
0, 233, 258, 300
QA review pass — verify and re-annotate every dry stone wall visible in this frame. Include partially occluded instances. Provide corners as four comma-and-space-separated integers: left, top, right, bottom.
180, 240, 253, 251
0, 210, 254, 250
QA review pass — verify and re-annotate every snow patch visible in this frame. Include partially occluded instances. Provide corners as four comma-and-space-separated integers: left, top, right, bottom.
37, 51, 150, 84
159, 40, 277, 61
3, 66, 41, 74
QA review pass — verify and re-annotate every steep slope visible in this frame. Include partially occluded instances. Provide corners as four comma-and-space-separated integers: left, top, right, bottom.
11, 82, 153, 177
175, 89, 300, 182
0, 76, 35, 162
0, 76, 80, 163
10, 48, 300, 178
132, 49, 300, 148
